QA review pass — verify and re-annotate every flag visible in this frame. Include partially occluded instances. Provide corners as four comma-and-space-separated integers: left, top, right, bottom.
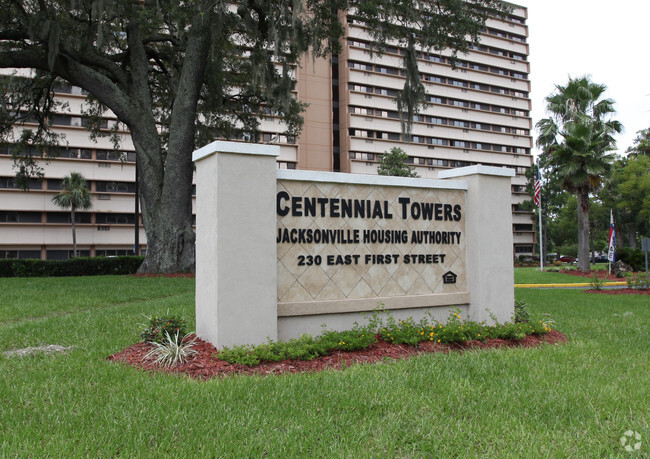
608, 210, 616, 263
533, 168, 541, 207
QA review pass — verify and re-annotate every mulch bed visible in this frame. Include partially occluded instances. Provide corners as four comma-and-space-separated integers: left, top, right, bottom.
558, 269, 621, 281
108, 330, 567, 380
557, 269, 650, 295
584, 288, 650, 295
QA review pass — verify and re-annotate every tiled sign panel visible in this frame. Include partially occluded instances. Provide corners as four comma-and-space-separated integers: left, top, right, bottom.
277, 180, 466, 303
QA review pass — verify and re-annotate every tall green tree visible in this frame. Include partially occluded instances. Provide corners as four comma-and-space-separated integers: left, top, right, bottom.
601, 155, 650, 248
377, 147, 419, 178
626, 128, 650, 157
536, 76, 622, 271
51, 172, 93, 258
0, 0, 506, 273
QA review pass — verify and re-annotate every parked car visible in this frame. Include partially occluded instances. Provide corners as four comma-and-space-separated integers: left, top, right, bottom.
559, 256, 575, 263
591, 255, 609, 263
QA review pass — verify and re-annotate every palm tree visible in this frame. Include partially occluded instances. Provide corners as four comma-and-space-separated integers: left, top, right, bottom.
536, 76, 622, 271
51, 172, 93, 258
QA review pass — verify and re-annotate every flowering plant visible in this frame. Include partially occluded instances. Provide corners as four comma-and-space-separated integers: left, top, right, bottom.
140, 314, 187, 344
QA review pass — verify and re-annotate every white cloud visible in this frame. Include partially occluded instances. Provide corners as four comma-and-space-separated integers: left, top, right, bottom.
514, 0, 650, 156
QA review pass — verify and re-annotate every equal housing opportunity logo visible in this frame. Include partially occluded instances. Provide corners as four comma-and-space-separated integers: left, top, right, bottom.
620, 430, 642, 452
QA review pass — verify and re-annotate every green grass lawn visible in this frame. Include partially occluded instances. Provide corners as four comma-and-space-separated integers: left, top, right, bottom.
514, 266, 615, 284
1, 276, 648, 456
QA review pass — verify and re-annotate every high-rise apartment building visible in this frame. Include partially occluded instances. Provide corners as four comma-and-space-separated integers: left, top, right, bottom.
0, 3, 534, 261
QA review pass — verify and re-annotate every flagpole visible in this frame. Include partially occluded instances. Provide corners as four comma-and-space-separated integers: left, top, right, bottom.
608, 252, 611, 276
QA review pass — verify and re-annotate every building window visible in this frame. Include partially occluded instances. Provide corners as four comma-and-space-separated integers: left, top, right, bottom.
96, 249, 134, 257
0, 211, 42, 223
375, 87, 398, 97
51, 115, 71, 126
449, 100, 469, 108
96, 150, 130, 161
46, 249, 91, 260
469, 63, 489, 72
95, 213, 136, 224
95, 181, 135, 193
375, 65, 399, 75
429, 117, 446, 125
46, 212, 91, 224
427, 138, 448, 146
58, 148, 92, 159
1, 176, 40, 190
0, 249, 41, 259
47, 179, 63, 190
423, 75, 445, 84
348, 61, 373, 71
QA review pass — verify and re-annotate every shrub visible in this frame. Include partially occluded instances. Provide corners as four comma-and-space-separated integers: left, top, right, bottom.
589, 275, 604, 291
218, 327, 377, 366
616, 248, 644, 271
624, 273, 650, 290
514, 300, 531, 323
141, 314, 188, 344
0, 256, 144, 277
216, 307, 557, 367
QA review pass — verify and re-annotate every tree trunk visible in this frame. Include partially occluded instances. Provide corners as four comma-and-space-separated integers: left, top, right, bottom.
577, 189, 590, 271
131, 10, 210, 274
628, 224, 637, 249
71, 206, 77, 258
542, 212, 548, 265
590, 220, 595, 264
130, 126, 196, 274
137, 180, 196, 274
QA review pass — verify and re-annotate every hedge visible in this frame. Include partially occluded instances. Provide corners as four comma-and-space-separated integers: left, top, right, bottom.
616, 248, 646, 271
0, 256, 144, 277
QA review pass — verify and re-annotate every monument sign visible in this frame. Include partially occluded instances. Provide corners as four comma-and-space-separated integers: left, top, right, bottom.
193, 141, 515, 348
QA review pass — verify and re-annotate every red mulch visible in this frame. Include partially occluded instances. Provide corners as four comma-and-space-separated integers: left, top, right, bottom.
584, 288, 650, 295
559, 269, 621, 281
556, 269, 649, 295
108, 331, 567, 380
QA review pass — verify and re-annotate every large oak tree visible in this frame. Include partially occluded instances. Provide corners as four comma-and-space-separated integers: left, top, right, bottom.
1, 0, 506, 273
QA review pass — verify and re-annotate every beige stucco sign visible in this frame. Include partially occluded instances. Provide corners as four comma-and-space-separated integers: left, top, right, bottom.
193, 141, 515, 348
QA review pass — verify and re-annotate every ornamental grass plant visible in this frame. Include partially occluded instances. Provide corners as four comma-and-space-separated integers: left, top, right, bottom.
143, 331, 198, 367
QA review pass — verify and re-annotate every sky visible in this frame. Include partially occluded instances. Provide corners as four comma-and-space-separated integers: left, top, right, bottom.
512, 0, 650, 158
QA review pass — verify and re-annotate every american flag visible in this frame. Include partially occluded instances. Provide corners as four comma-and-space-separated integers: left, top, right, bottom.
533, 168, 541, 207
